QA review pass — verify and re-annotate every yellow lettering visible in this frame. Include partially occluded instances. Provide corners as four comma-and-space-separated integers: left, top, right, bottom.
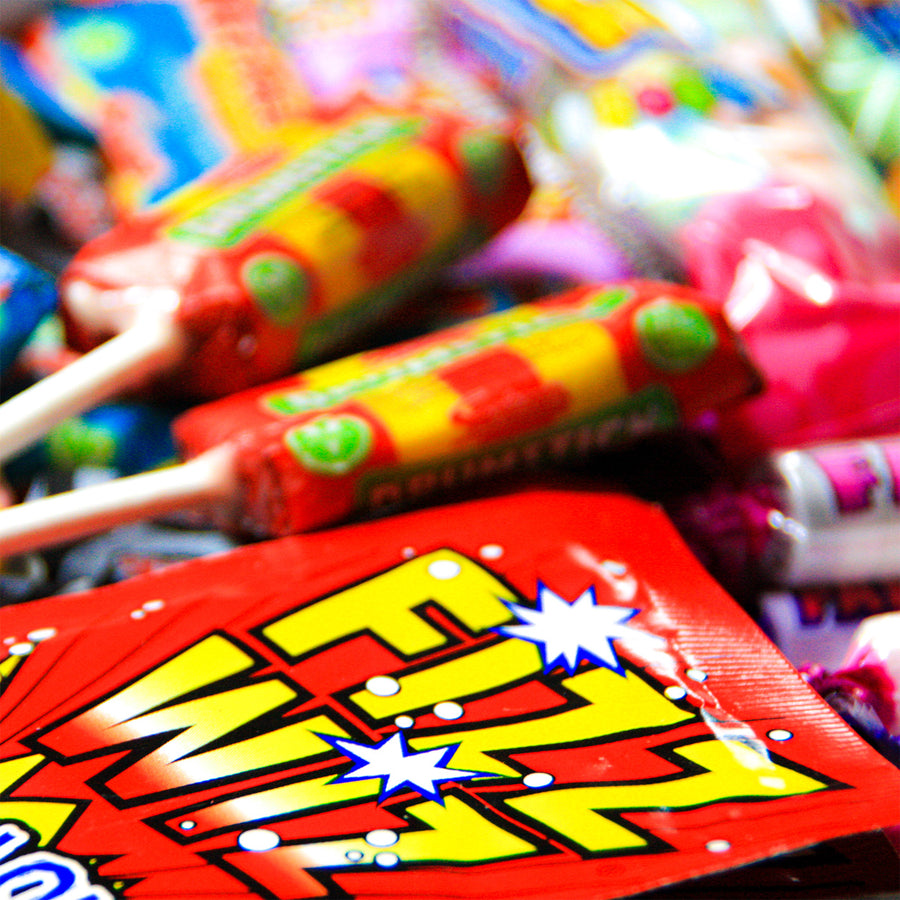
60, 635, 257, 740
166, 714, 349, 786
103, 678, 299, 798
263, 551, 516, 659
286, 795, 535, 869
411, 666, 694, 778
0, 756, 78, 846
351, 639, 542, 720
177, 772, 379, 835
181, 661, 696, 832
37, 635, 323, 800
507, 738, 829, 852
0, 655, 22, 688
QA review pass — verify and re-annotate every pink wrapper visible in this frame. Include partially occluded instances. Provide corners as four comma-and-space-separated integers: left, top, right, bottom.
681, 182, 900, 464
843, 611, 900, 735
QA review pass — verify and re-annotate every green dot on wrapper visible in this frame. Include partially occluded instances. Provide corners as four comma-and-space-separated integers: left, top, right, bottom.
635, 300, 718, 373
243, 254, 308, 327
65, 20, 134, 69
458, 131, 510, 198
284, 415, 373, 476
671, 66, 716, 115
47, 418, 117, 469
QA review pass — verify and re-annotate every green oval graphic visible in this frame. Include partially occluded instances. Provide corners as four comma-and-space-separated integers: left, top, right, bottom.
635, 299, 718, 373
284, 414, 374, 476
66, 20, 134, 69
243, 254, 308, 327
458, 130, 509, 198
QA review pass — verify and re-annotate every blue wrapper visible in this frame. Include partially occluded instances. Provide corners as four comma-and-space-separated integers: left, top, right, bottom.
2, 0, 314, 213
1, 2, 226, 205
3, 402, 177, 485
0, 248, 57, 375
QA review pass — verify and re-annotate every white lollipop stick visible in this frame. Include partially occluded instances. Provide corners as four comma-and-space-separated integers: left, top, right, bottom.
0, 445, 236, 558
0, 317, 186, 465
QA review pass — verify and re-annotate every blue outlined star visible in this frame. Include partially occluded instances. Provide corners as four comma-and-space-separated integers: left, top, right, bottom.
318, 732, 491, 805
496, 582, 641, 676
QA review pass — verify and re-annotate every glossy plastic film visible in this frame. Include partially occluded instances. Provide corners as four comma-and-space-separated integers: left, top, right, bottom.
0, 490, 898, 898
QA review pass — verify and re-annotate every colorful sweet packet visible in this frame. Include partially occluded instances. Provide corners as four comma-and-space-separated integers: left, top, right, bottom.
2, 0, 316, 214
1, 489, 898, 898
0, 248, 57, 375
429, 0, 900, 275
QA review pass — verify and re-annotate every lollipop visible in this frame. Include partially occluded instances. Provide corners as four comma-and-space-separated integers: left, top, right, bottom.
0, 106, 531, 463
0, 281, 760, 556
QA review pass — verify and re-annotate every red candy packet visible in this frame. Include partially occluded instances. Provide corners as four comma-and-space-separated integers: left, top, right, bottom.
1, 490, 898, 899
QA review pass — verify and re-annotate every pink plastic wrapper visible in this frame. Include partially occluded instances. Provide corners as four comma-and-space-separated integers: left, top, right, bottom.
681, 182, 900, 464
843, 610, 900, 736
802, 610, 900, 768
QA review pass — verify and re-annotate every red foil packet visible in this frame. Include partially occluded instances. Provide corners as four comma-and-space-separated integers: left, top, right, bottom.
1, 490, 898, 899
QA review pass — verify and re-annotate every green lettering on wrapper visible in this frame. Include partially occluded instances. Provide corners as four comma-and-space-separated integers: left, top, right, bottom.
356, 385, 679, 509
167, 117, 420, 248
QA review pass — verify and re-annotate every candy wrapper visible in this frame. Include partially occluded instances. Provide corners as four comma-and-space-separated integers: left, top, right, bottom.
681, 183, 900, 463
266, 0, 632, 291
429, 0, 900, 461
430, 0, 900, 275
1, 489, 899, 899
267, 0, 632, 293
2, 0, 316, 213
842, 610, 900, 735
667, 434, 900, 593
0, 104, 531, 465
802, 609, 900, 766
760, 581, 900, 671
57, 106, 529, 392
0, 248, 57, 376
0, 281, 762, 556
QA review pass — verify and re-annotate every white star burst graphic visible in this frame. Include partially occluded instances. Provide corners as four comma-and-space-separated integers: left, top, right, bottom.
318, 732, 490, 804
496, 582, 643, 676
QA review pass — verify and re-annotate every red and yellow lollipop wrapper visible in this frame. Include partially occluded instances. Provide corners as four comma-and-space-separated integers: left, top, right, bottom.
1, 489, 898, 898
174, 280, 761, 538
59, 105, 531, 399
